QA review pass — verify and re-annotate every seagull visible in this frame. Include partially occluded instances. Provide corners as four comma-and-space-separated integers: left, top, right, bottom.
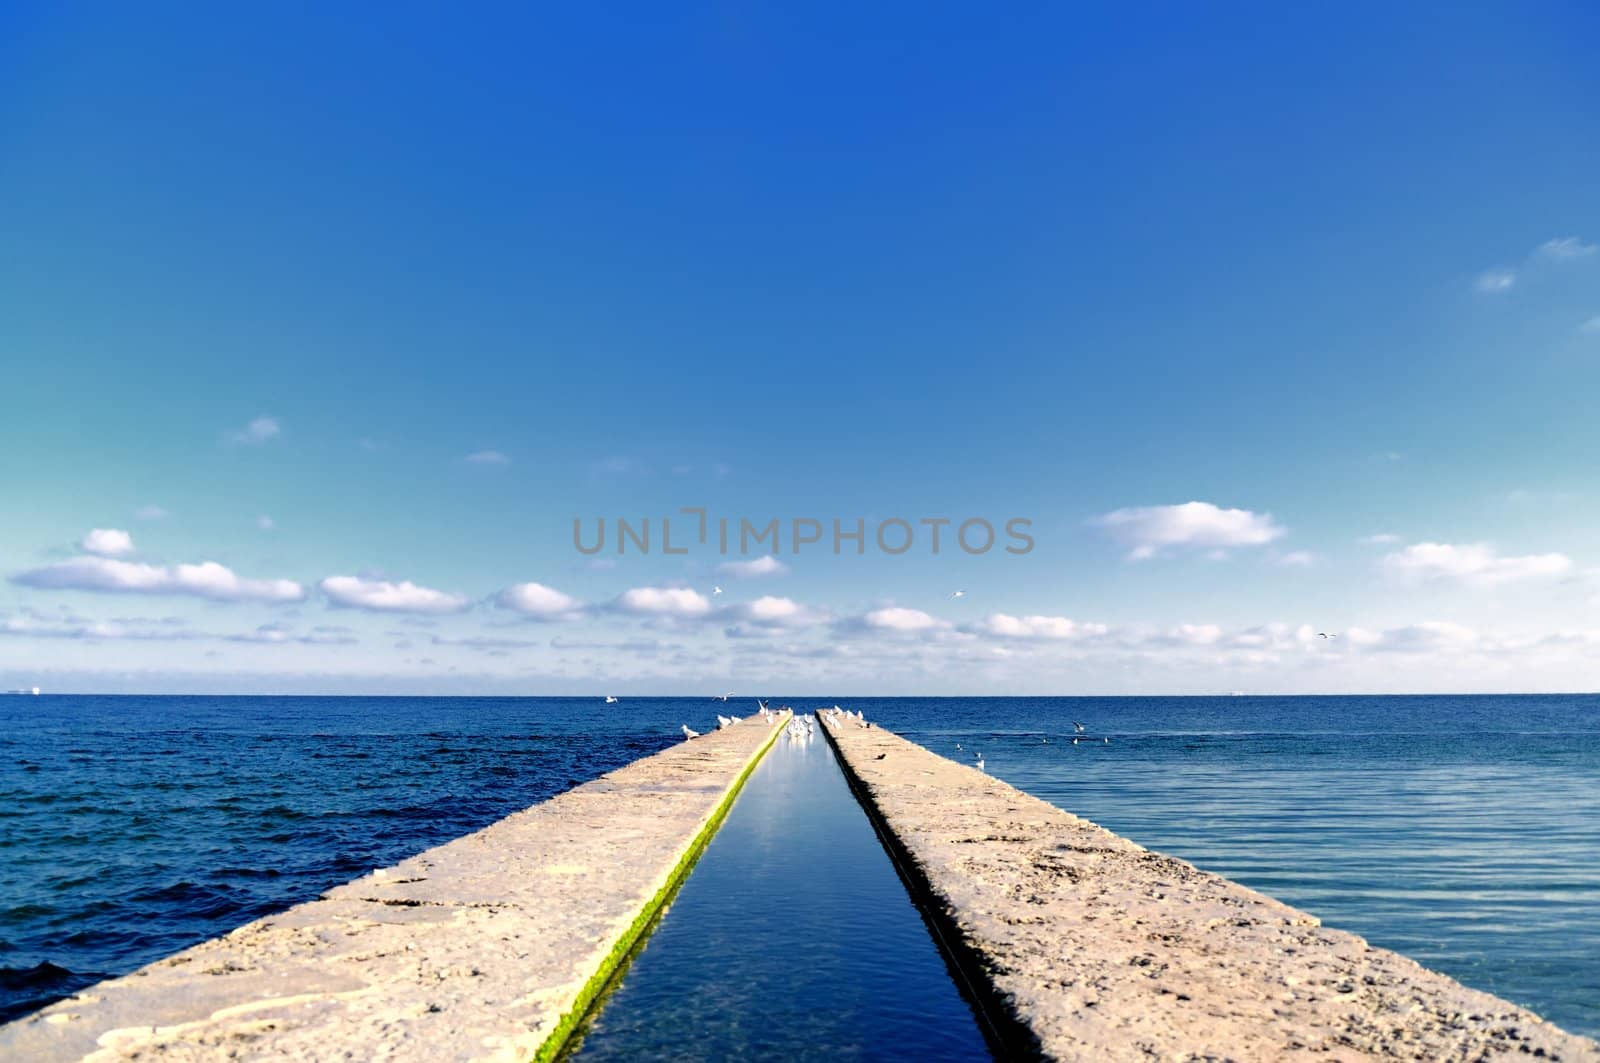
955, 743, 963, 751
1318, 632, 1339, 639
713, 586, 723, 596
604, 696, 618, 704
681, 724, 700, 739
951, 590, 966, 599
1072, 721, 1086, 733
717, 714, 734, 729
975, 752, 985, 771
715, 692, 733, 701
757, 699, 769, 713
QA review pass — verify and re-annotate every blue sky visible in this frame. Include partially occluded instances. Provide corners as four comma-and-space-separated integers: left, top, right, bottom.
3, 3, 1599, 694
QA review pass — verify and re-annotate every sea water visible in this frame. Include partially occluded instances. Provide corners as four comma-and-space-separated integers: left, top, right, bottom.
1, 694, 1595, 1038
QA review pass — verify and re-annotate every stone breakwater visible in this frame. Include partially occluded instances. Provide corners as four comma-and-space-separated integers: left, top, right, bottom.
0, 711, 788, 1063
818, 716, 1600, 1062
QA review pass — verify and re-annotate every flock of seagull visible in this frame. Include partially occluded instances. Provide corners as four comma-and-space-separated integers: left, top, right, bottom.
670, 695, 1112, 779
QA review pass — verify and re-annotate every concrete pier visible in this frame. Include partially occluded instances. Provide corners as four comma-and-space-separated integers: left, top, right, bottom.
819, 715, 1600, 1062
0, 711, 787, 1062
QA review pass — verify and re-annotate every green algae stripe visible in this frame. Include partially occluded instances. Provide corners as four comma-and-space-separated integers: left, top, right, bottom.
531, 714, 788, 1063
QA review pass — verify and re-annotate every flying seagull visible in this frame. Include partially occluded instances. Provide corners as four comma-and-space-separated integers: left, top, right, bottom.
604, 695, 618, 703
951, 590, 966, 599
713, 586, 723, 596
714, 692, 733, 701
681, 724, 700, 739
1318, 632, 1339, 639
1073, 721, 1086, 733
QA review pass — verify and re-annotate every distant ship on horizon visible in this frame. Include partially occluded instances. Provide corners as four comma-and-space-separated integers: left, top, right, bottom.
5, 686, 41, 695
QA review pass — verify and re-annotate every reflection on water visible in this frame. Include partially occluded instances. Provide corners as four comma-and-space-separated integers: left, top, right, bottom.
569, 723, 992, 1061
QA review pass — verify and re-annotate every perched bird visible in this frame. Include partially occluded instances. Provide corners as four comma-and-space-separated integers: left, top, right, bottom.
1073, 721, 1086, 733
975, 752, 985, 771
604, 696, 618, 704
757, 698, 769, 713
681, 724, 700, 739
717, 714, 734, 729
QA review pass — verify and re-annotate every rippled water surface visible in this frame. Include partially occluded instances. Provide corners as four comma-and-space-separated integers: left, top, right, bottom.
856, 694, 1600, 1039
570, 727, 991, 1060
2, 694, 1597, 1039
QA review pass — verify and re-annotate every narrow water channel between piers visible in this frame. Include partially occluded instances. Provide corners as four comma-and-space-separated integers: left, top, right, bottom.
566, 719, 993, 1061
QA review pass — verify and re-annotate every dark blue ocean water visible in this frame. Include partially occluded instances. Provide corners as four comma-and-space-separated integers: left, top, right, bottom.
1, 694, 1597, 1040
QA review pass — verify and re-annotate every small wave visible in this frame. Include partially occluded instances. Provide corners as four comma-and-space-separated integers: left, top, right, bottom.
0, 960, 76, 990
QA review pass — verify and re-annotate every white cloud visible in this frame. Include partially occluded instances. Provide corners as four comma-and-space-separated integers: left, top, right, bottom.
1472, 239, 1592, 297
1091, 501, 1286, 560
226, 416, 280, 445
615, 586, 712, 617
1536, 236, 1597, 261
464, 450, 510, 465
257, 515, 275, 530
979, 613, 1108, 640
497, 582, 583, 618
320, 576, 469, 614
1273, 550, 1317, 567
226, 623, 357, 646
1163, 623, 1224, 645
740, 596, 803, 622
1580, 316, 1600, 334
1, 613, 356, 646
1359, 533, 1401, 545
134, 504, 168, 521
81, 528, 135, 557
717, 556, 789, 578
1380, 542, 1573, 586
1474, 269, 1515, 293
862, 606, 944, 632
13, 557, 304, 602
724, 595, 815, 628
1, 613, 192, 641
429, 633, 539, 651
1362, 621, 1479, 653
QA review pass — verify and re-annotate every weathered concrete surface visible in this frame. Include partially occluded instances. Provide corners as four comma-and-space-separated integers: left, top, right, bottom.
1, 711, 788, 1062
819, 715, 1600, 1062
